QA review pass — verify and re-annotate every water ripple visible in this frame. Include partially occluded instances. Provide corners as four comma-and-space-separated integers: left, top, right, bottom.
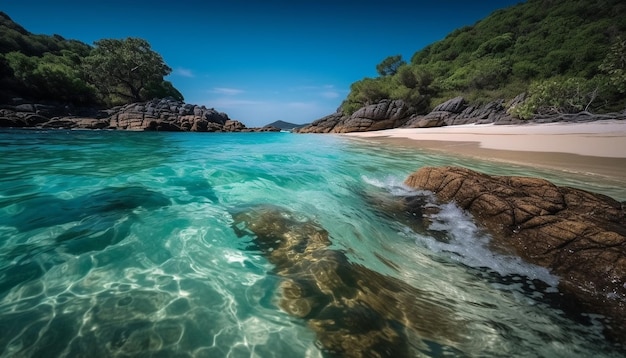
0, 130, 623, 357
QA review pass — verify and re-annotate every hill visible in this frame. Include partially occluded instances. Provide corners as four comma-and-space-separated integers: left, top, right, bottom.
0, 12, 182, 107
340, 0, 626, 119
264, 120, 306, 130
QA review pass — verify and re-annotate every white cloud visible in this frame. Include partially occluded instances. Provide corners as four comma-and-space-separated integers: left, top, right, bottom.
286, 101, 319, 109
209, 98, 263, 108
211, 87, 245, 95
173, 67, 194, 78
286, 84, 344, 100
320, 91, 340, 99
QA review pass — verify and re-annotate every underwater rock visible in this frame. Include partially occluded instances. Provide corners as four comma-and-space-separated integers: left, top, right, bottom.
404, 165, 626, 340
232, 205, 468, 357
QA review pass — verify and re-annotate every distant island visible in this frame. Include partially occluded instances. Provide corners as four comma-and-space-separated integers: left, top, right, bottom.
264, 120, 307, 131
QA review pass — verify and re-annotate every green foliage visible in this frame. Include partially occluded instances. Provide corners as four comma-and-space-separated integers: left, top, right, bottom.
473, 32, 514, 58
599, 37, 626, 93
394, 66, 434, 113
512, 60, 540, 80
142, 80, 184, 102
341, 65, 434, 114
442, 57, 511, 91
343, 0, 626, 117
0, 12, 182, 106
510, 76, 605, 119
342, 77, 392, 114
376, 55, 405, 76
83, 38, 175, 105
5, 51, 97, 104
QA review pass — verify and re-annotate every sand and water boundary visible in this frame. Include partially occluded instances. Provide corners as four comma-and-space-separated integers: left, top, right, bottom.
343, 120, 626, 182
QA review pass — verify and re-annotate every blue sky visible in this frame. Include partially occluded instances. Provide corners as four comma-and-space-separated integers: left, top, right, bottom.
4, 1, 522, 127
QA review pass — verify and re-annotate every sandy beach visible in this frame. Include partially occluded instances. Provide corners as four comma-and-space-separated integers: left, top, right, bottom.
344, 120, 626, 181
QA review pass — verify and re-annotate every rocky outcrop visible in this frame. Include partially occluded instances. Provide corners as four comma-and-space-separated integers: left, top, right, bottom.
404, 166, 626, 340
295, 97, 526, 133
404, 97, 523, 127
0, 99, 109, 128
0, 98, 278, 132
0, 108, 53, 128
292, 112, 343, 133
232, 205, 469, 357
337, 99, 410, 132
299, 95, 626, 133
294, 99, 411, 133
107, 98, 231, 131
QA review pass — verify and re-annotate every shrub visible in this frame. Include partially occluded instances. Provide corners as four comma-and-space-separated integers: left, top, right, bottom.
510, 76, 603, 119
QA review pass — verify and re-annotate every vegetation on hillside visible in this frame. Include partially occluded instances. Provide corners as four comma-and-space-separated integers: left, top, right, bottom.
341, 0, 626, 119
0, 12, 182, 107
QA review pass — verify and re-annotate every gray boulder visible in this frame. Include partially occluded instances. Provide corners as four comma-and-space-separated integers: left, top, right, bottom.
295, 100, 411, 133
431, 96, 466, 113
293, 112, 344, 133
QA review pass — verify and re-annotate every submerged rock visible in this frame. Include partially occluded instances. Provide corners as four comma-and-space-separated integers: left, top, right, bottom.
232, 205, 468, 357
404, 166, 626, 341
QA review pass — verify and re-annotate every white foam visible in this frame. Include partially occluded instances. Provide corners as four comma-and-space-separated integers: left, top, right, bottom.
361, 175, 558, 286
361, 175, 429, 197
414, 202, 559, 287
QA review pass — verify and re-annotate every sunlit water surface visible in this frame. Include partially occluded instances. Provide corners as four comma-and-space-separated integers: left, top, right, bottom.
0, 130, 624, 357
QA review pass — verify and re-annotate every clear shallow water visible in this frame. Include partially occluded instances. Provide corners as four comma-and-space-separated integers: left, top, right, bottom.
0, 129, 624, 357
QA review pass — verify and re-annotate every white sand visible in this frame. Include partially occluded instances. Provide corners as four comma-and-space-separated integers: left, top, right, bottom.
344, 120, 626, 158
342, 120, 626, 181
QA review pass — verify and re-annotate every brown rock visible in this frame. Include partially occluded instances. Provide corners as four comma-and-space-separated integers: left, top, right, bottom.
404, 166, 626, 340
223, 119, 246, 132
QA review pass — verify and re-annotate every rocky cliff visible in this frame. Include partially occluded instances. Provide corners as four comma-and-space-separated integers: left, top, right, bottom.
0, 97, 279, 132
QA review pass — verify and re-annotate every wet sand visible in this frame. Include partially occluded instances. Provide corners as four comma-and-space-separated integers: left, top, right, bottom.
343, 120, 626, 181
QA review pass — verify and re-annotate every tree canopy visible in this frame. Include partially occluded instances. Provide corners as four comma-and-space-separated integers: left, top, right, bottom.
376, 55, 405, 77
0, 12, 183, 107
341, 0, 626, 118
83, 38, 180, 105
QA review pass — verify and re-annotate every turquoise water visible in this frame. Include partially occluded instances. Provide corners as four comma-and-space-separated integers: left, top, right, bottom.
0, 129, 624, 357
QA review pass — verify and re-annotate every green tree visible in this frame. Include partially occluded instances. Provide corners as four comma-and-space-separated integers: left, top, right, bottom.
392, 65, 434, 113
341, 77, 392, 114
142, 80, 184, 101
599, 37, 626, 93
5, 51, 96, 104
376, 55, 405, 77
83, 37, 174, 105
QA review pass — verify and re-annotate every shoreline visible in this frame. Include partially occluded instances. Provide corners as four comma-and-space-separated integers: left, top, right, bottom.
343, 120, 626, 182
